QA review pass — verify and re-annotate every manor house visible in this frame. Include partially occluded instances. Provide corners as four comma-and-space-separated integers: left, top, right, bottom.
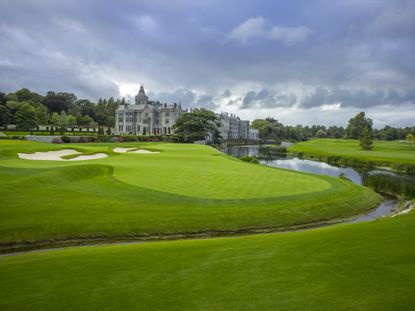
115, 86, 183, 135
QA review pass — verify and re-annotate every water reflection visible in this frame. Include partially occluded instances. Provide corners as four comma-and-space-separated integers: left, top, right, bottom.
221, 144, 414, 222
262, 158, 363, 184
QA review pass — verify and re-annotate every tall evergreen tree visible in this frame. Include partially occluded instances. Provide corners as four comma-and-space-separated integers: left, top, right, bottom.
359, 125, 373, 150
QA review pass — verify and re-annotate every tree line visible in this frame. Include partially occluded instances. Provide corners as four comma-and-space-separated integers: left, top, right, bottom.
251, 112, 414, 144
0, 88, 124, 134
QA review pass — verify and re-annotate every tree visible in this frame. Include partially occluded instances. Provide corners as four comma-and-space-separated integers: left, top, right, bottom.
14, 88, 42, 103
15, 103, 38, 130
346, 112, 373, 139
78, 115, 94, 127
315, 129, 327, 138
0, 92, 7, 106
36, 104, 49, 125
173, 108, 220, 143
43, 92, 75, 113
359, 125, 373, 150
406, 133, 414, 143
67, 115, 77, 127
6, 101, 19, 123
0, 105, 11, 127
251, 118, 285, 141
77, 99, 96, 119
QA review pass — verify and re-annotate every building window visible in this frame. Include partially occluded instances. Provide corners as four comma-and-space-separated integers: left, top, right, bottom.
168, 127, 171, 134
165, 118, 169, 124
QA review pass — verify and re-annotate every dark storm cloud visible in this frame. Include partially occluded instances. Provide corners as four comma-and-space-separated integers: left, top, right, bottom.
0, 0, 414, 124
241, 89, 297, 109
149, 88, 218, 110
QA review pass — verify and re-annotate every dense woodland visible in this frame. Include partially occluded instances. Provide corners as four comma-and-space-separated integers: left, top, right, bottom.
0, 88, 413, 142
0, 88, 123, 133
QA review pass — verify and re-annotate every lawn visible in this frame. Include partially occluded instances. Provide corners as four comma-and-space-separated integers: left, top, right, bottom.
0, 207, 414, 310
289, 139, 415, 167
0, 140, 381, 248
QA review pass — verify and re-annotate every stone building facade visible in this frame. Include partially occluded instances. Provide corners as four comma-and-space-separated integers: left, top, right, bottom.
216, 113, 250, 140
115, 86, 183, 135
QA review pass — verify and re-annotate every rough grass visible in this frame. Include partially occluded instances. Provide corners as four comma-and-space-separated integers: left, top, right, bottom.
0, 209, 414, 311
0, 140, 381, 247
289, 139, 415, 168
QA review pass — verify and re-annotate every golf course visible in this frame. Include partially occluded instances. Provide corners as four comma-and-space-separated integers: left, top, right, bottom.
1, 139, 414, 310
0, 140, 381, 249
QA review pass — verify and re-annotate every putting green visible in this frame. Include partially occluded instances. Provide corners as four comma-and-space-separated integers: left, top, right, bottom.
0, 140, 381, 246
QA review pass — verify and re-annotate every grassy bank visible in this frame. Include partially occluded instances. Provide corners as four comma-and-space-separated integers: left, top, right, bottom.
289, 139, 415, 173
1, 208, 414, 310
0, 140, 381, 249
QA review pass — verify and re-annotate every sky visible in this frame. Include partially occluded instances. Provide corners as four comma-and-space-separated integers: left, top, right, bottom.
0, 0, 414, 128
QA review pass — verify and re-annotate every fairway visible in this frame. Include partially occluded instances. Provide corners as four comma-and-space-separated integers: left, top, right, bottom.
1, 207, 414, 310
289, 139, 415, 167
0, 140, 381, 248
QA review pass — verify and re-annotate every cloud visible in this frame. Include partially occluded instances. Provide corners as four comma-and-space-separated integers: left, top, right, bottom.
227, 16, 313, 45
240, 89, 297, 109
227, 16, 266, 43
269, 26, 313, 45
131, 14, 158, 34
0, 0, 413, 126
300, 87, 415, 109
149, 88, 218, 110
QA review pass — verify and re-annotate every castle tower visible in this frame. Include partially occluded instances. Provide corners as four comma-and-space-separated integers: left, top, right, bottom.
135, 85, 149, 105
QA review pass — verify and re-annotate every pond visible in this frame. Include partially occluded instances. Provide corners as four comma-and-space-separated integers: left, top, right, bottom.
221, 144, 415, 221
222, 144, 412, 184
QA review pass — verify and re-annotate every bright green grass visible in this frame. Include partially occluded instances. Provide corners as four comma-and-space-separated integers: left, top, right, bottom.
1, 210, 414, 310
0, 140, 381, 246
289, 139, 415, 165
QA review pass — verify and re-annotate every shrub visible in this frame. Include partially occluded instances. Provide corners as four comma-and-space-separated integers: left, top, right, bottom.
240, 156, 259, 163
61, 136, 71, 143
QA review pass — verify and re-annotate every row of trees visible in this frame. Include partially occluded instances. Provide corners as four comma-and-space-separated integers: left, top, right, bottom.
251, 113, 414, 143
0, 88, 124, 132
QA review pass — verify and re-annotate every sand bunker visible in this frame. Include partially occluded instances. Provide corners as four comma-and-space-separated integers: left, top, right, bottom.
18, 149, 108, 161
113, 147, 159, 154
131, 149, 160, 154
68, 153, 108, 161
113, 147, 137, 153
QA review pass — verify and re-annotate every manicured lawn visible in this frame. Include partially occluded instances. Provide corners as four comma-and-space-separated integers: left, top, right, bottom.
289, 139, 415, 166
0, 140, 381, 247
1, 209, 414, 310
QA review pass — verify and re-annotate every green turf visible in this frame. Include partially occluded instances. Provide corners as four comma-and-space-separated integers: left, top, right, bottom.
1, 208, 414, 310
0, 140, 381, 246
289, 139, 415, 166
